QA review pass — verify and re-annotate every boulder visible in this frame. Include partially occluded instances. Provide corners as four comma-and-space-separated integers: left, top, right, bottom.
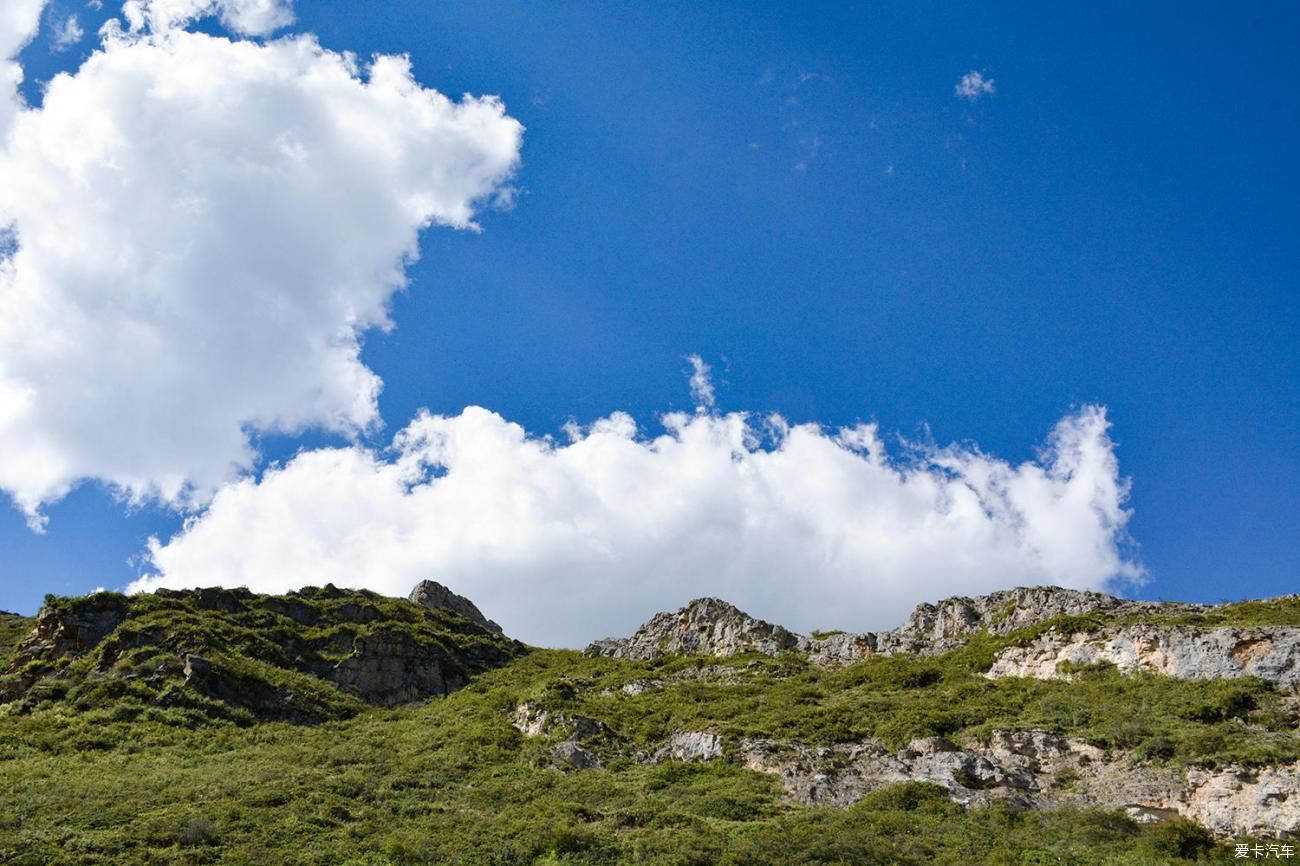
653, 731, 723, 762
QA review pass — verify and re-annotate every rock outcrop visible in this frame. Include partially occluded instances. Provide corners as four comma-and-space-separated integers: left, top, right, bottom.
739, 730, 1299, 839
586, 587, 1147, 664
8, 593, 130, 672
326, 627, 470, 707
585, 597, 804, 660
585, 587, 1300, 687
897, 586, 1203, 639
511, 701, 610, 770
986, 625, 1300, 687
408, 580, 503, 635
653, 730, 724, 762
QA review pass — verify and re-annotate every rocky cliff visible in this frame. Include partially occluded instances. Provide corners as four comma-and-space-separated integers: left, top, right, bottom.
587, 586, 1300, 687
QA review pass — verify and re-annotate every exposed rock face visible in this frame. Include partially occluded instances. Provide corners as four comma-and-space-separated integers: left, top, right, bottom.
512, 701, 610, 770
325, 628, 468, 707
1185, 763, 1300, 838
585, 587, 1300, 688
586, 588, 1092, 663
585, 597, 805, 660
586, 587, 1144, 664
8, 593, 130, 672
653, 731, 723, 762
408, 580, 503, 635
180, 653, 342, 724
738, 730, 1298, 839
900, 587, 1159, 639
987, 625, 1300, 687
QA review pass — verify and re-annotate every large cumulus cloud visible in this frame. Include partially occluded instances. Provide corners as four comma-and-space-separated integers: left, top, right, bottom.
132, 400, 1144, 647
0, 5, 522, 526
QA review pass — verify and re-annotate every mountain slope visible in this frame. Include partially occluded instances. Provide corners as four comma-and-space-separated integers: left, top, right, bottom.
1, 584, 1297, 864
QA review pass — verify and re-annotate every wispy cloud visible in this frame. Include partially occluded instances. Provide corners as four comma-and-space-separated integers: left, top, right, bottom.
51, 15, 84, 51
955, 70, 996, 102
686, 355, 716, 412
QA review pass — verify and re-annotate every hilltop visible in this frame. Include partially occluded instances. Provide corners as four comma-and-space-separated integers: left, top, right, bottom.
1, 582, 1298, 864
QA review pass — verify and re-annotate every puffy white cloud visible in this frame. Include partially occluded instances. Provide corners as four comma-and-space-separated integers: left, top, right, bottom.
0, 0, 47, 139
955, 70, 995, 101
122, 0, 294, 37
132, 399, 1144, 648
0, 22, 522, 526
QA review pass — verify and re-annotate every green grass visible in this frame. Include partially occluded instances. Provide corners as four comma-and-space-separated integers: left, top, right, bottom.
1121, 595, 1300, 629
2, 587, 523, 725
0, 649, 1241, 865
0, 611, 34, 663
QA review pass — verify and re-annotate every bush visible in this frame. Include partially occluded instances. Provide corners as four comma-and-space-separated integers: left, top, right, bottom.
177, 817, 219, 846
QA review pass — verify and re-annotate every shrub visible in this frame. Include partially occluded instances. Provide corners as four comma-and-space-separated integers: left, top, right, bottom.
177, 817, 219, 846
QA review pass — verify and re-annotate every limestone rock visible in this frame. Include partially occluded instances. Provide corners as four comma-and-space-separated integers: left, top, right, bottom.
180, 652, 341, 724
582, 586, 1176, 666
584, 597, 806, 660
408, 580, 503, 635
738, 729, 1300, 838
986, 625, 1300, 687
653, 731, 723, 762
1185, 763, 1300, 838
511, 702, 608, 743
900, 587, 1136, 639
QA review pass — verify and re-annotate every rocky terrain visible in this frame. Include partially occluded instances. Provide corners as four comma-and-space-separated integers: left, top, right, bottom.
586, 587, 1300, 686
575, 587, 1300, 838
2, 581, 1298, 863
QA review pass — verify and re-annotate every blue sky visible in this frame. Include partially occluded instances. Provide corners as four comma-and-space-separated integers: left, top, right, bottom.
0, 1, 1296, 643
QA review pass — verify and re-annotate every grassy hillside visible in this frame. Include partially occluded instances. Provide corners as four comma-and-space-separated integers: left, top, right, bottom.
0, 611, 33, 660
0, 648, 1236, 866
1, 586, 523, 726
2, 590, 1296, 863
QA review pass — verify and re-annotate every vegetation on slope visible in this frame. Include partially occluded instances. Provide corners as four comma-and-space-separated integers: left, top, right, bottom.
1, 586, 524, 726
0, 647, 1238, 866
2, 589, 1297, 863
0, 611, 33, 660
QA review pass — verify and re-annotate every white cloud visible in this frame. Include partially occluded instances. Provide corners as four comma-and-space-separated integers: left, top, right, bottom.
686, 354, 715, 412
51, 15, 84, 52
0, 21, 523, 527
955, 70, 995, 101
131, 397, 1144, 649
0, 0, 48, 140
121, 0, 294, 37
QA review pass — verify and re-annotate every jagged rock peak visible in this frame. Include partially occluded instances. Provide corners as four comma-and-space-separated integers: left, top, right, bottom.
583, 586, 1234, 667
899, 586, 1207, 639
585, 596, 805, 660
408, 580, 502, 635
